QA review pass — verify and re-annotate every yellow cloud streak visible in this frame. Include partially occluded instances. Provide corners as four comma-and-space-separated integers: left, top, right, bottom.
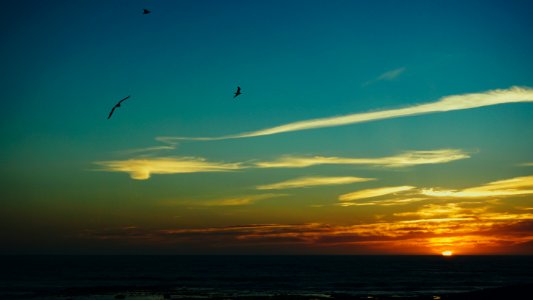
339, 186, 415, 202
94, 157, 243, 180
256, 176, 374, 190
394, 203, 475, 218
422, 176, 533, 198
202, 194, 285, 206
160, 194, 286, 207
157, 86, 533, 142
255, 149, 469, 168
341, 176, 533, 206
337, 197, 427, 207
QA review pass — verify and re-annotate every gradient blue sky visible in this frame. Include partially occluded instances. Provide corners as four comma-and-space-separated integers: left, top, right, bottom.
1, 0, 532, 254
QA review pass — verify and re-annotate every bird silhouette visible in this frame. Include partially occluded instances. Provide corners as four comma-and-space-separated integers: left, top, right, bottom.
233, 86, 242, 98
143, 9, 151, 15
107, 96, 130, 119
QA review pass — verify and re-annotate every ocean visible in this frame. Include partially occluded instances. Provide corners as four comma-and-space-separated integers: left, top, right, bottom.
1, 255, 532, 299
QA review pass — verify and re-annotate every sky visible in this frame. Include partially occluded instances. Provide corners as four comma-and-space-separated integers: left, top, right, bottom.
1, 0, 533, 255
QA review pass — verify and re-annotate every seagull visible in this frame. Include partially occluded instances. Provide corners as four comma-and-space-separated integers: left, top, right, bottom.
233, 86, 242, 98
107, 96, 130, 119
143, 9, 151, 15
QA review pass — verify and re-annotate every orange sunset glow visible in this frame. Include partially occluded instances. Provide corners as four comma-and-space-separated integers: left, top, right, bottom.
2, 1, 533, 299
1, 0, 532, 258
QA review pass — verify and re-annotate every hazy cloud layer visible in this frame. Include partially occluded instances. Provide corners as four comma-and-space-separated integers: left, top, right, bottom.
257, 176, 374, 190
81, 209, 533, 254
78, 176, 533, 253
158, 86, 533, 142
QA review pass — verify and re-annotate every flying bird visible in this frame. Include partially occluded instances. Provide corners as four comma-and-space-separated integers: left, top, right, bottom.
143, 9, 151, 15
107, 96, 130, 119
233, 86, 242, 98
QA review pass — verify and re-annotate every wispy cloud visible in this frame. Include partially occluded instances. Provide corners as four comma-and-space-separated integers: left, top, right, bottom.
339, 186, 416, 202
363, 67, 406, 86
422, 176, 533, 198
337, 197, 427, 207
202, 194, 286, 206
255, 149, 469, 168
94, 157, 243, 180
377, 67, 406, 80
522, 162, 533, 167
157, 86, 533, 142
159, 194, 287, 207
257, 176, 374, 190
118, 145, 176, 156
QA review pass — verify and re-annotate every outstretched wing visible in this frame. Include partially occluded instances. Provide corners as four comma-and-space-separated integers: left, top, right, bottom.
107, 106, 117, 119
118, 95, 130, 105
233, 87, 241, 98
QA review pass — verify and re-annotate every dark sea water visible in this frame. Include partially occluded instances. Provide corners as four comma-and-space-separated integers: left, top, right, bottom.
1, 256, 532, 299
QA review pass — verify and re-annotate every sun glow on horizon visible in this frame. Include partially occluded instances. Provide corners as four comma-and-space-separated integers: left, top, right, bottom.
441, 250, 454, 257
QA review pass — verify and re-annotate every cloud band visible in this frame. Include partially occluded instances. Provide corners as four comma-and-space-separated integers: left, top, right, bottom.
157, 86, 533, 142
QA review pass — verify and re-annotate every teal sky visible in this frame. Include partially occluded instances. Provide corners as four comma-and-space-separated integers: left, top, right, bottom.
1, 0, 533, 254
